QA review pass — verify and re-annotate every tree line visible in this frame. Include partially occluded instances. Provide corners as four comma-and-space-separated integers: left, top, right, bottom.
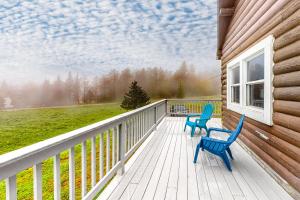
0, 62, 220, 109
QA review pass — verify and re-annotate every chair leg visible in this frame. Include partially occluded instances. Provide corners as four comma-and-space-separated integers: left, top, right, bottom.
194, 143, 201, 163
198, 139, 204, 151
191, 126, 196, 137
226, 147, 234, 160
221, 153, 232, 171
203, 125, 208, 134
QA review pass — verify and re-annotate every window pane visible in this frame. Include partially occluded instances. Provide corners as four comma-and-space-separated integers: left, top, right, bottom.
247, 83, 264, 108
247, 53, 264, 82
231, 66, 240, 84
231, 86, 240, 103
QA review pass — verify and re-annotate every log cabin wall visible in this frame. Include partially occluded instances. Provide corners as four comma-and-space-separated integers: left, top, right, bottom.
220, 0, 300, 194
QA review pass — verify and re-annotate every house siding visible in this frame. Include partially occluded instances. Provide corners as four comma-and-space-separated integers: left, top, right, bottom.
220, 0, 300, 193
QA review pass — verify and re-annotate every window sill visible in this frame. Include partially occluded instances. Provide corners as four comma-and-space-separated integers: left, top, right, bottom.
227, 103, 273, 126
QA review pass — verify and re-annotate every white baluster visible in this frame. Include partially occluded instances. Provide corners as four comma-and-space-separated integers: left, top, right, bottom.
106, 131, 110, 173
6, 175, 17, 200
54, 154, 60, 200
99, 134, 104, 178
116, 126, 120, 161
33, 163, 42, 200
112, 127, 116, 166
81, 141, 87, 198
69, 147, 75, 200
91, 136, 96, 187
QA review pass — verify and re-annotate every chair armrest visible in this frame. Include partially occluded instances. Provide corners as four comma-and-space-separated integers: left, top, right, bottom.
187, 114, 202, 121
206, 128, 232, 137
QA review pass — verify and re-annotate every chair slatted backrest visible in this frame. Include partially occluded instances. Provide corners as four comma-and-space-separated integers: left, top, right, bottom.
227, 115, 245, 144
198, 103, 214, 126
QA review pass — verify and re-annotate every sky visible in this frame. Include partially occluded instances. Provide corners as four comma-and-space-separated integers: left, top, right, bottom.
0, 0, 220, 83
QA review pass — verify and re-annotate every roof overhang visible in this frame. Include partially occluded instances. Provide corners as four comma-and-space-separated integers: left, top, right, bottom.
217, 0, 236, 60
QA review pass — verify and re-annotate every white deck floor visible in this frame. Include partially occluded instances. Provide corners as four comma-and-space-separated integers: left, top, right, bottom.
98, 117, 293, 200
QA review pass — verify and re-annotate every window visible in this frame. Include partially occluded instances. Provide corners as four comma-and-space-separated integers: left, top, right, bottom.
227, 36, 274, 125
230, 65, 240, 103
246, 53, 264, 108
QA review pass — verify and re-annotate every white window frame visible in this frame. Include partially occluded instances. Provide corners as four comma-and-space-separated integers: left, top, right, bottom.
227, 35, 274, 125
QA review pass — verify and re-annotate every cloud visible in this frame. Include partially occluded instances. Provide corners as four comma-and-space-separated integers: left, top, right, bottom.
0, 0, 219, 83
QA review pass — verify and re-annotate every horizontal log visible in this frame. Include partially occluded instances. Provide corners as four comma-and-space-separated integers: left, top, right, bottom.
273, 112, 300, 133
223, 113, 300, 163
222, 3, 300, 64
273, 71, 300, 87
271, 124, 300, 149
225, 0, 248, 35
238, 133, 300, 192
223, 117, 300, 163
274, 40, 300, 63
221, 90, 227, 96
274, 24, 300, 50
223, 108, 300, 148
273, 56, 300, 75
274, 87, 300, 101
223, 117, 300, 178
223, 0, 289, 55
221, 79, 227, 84
224, 0, 265, 48
273, 5, 300, 38
274, 100, 300, 117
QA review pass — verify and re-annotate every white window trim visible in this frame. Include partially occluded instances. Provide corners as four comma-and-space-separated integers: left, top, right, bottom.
227, 35, 274, 125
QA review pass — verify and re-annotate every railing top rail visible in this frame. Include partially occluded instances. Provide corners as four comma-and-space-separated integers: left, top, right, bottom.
0, 99, 167, 168
167, 99, 221, 101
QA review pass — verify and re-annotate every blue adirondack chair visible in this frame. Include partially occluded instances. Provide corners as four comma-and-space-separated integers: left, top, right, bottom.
184, 103, 214, 137
193, 115, 245, 171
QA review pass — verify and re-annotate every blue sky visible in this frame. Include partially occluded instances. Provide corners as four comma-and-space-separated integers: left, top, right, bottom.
0, 0, 219, 83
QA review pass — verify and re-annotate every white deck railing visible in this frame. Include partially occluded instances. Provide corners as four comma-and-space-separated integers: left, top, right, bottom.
0, 100, 167, 200
0, 99, 221, 200
167, 99, 222, 117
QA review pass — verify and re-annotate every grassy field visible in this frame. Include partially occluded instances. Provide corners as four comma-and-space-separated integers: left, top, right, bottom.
0, 103, 126, 199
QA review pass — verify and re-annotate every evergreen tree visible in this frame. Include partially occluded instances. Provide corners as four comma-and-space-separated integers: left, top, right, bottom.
121, 81, 150, 110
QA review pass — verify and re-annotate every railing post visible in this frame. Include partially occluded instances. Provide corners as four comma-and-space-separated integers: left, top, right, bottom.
118, 122, 126, 175
154, 106, 157, 127
165, 99, 168, 116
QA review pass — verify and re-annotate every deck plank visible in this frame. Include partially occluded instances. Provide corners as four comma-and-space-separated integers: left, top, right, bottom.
177, 132, 188, 200
130, 120, 175, 200
107, 121, 169, 200
153, 118, 180, 200
99, 117, 293, 200
141, 119, 177, 199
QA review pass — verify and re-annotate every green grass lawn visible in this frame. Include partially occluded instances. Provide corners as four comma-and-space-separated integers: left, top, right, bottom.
0, 103, 126, 199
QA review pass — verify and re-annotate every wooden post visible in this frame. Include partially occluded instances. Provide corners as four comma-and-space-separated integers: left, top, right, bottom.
118, 122, 126, 175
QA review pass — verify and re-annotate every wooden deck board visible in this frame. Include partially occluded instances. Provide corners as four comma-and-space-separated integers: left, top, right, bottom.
99, 117, 293, 200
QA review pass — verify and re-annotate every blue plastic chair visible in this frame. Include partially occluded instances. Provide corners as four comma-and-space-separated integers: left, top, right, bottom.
184, 103, 214, 137
193, 115, 245, 171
